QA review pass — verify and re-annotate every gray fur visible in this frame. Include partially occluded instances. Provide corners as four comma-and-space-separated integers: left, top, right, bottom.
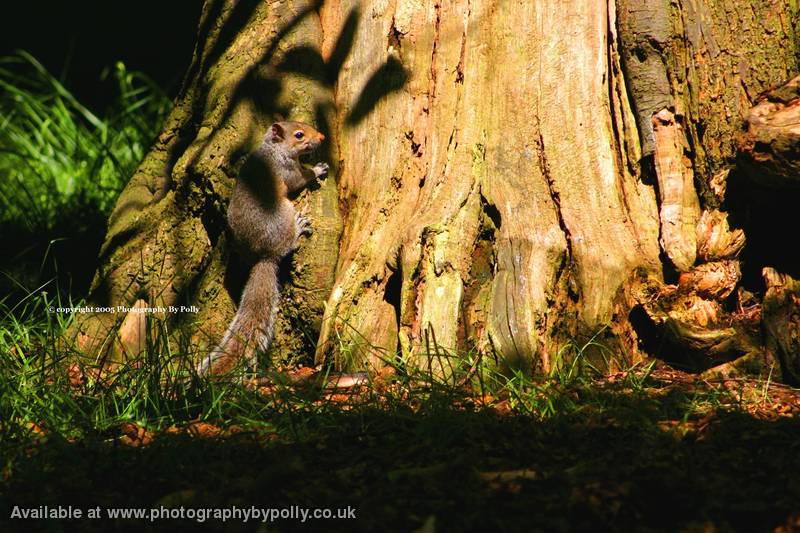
197, 121, 327, 376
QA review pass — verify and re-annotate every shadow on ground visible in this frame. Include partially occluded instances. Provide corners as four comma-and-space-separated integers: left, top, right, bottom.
1, 386, 799, 532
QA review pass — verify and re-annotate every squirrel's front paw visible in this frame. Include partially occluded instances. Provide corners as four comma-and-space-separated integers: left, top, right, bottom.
313, 162, 329, 180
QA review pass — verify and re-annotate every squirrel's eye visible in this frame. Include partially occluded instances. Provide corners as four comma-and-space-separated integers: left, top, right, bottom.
294, 131, 304, 139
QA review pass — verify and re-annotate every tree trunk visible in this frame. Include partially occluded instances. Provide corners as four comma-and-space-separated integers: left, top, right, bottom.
66, 0, 800, 382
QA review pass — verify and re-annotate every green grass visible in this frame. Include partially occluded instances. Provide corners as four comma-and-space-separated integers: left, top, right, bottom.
0, 50, 169, 232
0, 51, 171, 297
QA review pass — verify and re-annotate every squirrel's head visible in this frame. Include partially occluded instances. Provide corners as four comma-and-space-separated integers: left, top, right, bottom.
269, 121, 325, 156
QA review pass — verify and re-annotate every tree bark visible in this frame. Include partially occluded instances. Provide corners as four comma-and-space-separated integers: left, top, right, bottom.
738, 75, 800, 188
66, 0, 800, 382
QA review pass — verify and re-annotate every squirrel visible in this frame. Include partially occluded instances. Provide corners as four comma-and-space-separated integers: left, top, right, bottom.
197, 121, 329, 376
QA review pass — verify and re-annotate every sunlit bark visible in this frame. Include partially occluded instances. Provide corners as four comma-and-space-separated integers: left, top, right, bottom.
67, 0, 800, 383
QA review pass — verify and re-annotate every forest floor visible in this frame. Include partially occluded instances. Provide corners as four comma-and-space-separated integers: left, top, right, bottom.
2, 362, 800, 532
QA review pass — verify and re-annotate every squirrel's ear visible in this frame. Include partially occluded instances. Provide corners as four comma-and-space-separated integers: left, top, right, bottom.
270, 123, 285, 141
272, 112, 285, 122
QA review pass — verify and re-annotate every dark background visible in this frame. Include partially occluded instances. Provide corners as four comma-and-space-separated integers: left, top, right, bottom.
0, 2, 204, 297
0, 2, 204, 109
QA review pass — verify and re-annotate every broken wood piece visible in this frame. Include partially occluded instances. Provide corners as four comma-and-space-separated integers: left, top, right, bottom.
116, 299, 149, 359
677, 260, 741, 300
632, 271, 762, 372
762, 267, 800, 384
695, 210, 745, 261
738, 75, 800, 188
700, 350, 779, 381
652, 109, 701, 271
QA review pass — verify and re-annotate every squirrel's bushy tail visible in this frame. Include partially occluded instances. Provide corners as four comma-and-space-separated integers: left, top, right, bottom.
197, 260, 279, 376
